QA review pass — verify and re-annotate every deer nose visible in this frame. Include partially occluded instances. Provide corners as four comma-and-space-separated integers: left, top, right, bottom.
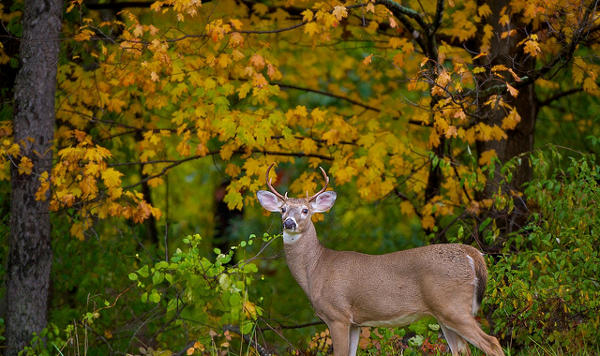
283, 218, 296, 230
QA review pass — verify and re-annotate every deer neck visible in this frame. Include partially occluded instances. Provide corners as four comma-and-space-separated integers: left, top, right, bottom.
283, 222, 324, 296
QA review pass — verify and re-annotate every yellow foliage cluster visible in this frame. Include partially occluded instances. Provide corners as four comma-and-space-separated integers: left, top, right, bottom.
0, 0, 595, 238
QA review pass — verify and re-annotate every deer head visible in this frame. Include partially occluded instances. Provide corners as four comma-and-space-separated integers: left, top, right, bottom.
256, 163, 336, 237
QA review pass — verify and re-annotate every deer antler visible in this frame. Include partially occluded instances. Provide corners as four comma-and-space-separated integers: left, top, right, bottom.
308, 166, 329, 202
266, 163, 286, 201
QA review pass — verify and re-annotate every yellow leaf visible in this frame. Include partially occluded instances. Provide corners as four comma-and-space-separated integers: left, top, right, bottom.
445, 125, 458, 138
244, 300, 258, 319
508, 68, 521, 82
491, 64, 508, 72
301, 138, 318, 153
74, 29, 94, 42
388, 37, 402, 49
506, 82, 518, 97
148, 177, 163, 187
362, 54, 373, 65
332, 6, 348, 21
523, 39, 541, 57
253, 3, 268, 15
583, 77, 600, 95
478, 4, 492, 17
35, 180, 50, 201
249, 53, 265, 70
479, 149, 497, 166
473, 52, 487, 60
302, 9, 313, 22
400, 200, 414, 215
428, 131, 441, 148
70, 222, 85, 240
502, 109, 521, 130
421, 215, 435, 230
230, 19, 243, 30
101, 168, 122, 188
217, 53, 231, 68
573, 57, 585, 84
18, 156, 33, 175
436, 70, 451, 87
322, 129, 340, 145
304, 22, 319, 37
472, 66, 485, 74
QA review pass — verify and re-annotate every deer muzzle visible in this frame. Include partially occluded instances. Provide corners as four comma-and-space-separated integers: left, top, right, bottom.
283, 218, 297, 230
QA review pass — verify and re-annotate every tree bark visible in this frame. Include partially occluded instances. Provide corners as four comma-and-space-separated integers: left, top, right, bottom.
6, 0, 62, 354
475, 0, 537, 236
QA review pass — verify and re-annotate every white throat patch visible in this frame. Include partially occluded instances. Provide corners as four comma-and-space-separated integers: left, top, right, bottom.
283, 231, 301, 244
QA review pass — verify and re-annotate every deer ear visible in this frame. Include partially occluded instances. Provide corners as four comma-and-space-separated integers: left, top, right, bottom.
257, 190, 283, 212
311, 191, 337, 213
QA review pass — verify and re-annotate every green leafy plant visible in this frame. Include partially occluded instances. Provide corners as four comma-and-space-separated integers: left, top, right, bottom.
128, 232, 274, 354
486, 149, 600, 352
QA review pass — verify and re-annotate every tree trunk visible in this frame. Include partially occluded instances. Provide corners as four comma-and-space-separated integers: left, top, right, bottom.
6, 0, 62, 353
475, 0, 537, 236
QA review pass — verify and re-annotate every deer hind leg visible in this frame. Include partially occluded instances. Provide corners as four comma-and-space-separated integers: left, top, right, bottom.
327, 321, 351, 356
440, 324, 471, 356
348, 325, 360, 356
438, 316, 504, 356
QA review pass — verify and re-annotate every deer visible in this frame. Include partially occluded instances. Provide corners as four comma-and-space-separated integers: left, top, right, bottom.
256, 164, 505, 356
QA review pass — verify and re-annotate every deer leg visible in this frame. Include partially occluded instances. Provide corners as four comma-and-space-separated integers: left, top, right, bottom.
438, 316, 504, 356
327, 321, 351, 356
440, 323, 471, 356
348, 325, 360, 356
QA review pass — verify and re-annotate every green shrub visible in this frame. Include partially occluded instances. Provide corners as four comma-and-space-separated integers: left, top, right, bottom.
486, 152, 600, 352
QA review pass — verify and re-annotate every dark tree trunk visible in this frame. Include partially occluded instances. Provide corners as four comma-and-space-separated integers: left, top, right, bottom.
475, 0, 537, 237
6, 0, 62, 353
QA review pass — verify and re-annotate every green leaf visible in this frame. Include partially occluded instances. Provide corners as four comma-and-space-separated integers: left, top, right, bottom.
241, 320, 254, 334
479, 217, 492, 232
149, 290, 161, 303
152, 272, 164, 285
137, 265, 149, 278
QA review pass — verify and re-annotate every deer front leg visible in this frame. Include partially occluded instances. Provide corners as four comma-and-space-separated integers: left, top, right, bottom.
327, 321, 351, 356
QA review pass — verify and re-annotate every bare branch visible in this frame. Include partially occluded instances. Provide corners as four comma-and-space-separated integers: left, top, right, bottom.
273, 82, 381, 112
431, 0, 444, 35
538, 87, 583, 107
222, 324, 272, 356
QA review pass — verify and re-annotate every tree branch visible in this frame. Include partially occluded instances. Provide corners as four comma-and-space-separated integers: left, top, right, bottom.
273, 82, 381, 112
538, 87, 583, 107
431, 0, 444, 35
272, 82, 430, 126
85, 1, 156, 10
120, 149, 332, 190
375, 0, 428, 31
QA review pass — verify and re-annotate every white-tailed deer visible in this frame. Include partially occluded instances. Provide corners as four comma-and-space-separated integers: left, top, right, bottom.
256, 164, 504, 356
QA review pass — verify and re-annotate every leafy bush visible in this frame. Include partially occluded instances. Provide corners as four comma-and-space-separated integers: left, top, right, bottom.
20, 233, 274, 355
486, 151, 600, 352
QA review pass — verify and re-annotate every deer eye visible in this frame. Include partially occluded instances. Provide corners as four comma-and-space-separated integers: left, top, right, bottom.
281, 207, 286, 213
302, 208, 309, 214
